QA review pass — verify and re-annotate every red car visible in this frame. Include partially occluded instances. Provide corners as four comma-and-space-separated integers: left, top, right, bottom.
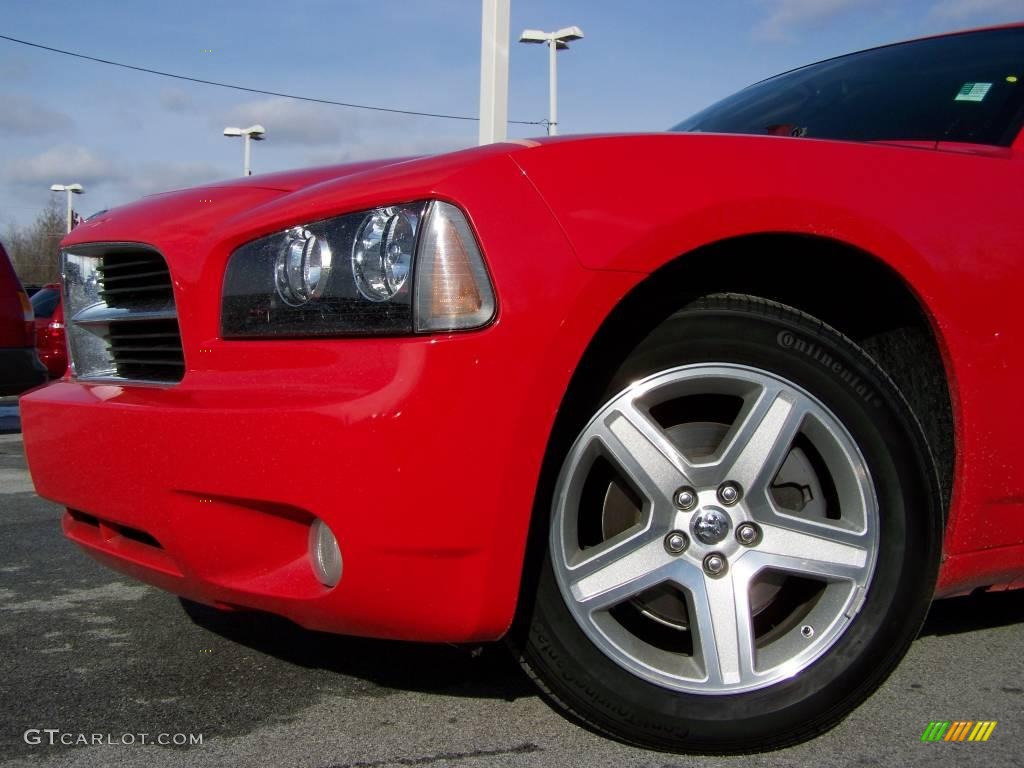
30, 283, 68, 378
0, 241, 47, 396
22, 26, 1024, 752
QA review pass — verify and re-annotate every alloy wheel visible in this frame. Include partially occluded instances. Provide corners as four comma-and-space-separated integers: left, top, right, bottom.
550, 364, 879, 694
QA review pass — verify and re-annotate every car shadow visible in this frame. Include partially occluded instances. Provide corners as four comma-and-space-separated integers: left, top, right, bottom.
920, 588, 1024, 637
180, 587, 1024, 701
178, 598, 537, 701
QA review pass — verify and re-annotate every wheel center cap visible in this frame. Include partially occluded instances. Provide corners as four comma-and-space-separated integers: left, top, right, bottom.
692, 507, 730, 545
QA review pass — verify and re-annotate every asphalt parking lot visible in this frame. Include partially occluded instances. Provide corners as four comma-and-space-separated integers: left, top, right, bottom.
1, 416, 1022, 768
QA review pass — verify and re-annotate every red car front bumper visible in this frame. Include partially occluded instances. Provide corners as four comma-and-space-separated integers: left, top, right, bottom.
20, 152, 645, 641
23, 335, 546, 641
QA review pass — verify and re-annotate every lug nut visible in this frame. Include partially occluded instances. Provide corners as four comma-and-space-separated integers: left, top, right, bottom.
718, 482, 742, 506
703, 552, 727, 576
664, 531, 689, 555
675, 487, 697, 510
736, 522, 760, 545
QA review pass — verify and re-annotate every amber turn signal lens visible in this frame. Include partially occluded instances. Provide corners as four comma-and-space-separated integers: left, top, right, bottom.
427, 214, 481, 317
18, 290, 34, 345
18, 290, 32, 321
414, 202, 495, 332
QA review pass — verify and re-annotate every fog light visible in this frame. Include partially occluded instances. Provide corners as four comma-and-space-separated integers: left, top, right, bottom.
309, 518, 342, 588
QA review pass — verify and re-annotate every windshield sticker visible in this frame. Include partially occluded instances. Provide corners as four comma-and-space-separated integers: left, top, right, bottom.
955, 82, 993, 102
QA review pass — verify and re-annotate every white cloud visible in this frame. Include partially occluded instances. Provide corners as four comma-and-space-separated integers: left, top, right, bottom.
302, 135, 468, 166
754, 0, 877, 41
5, 148, 231, 221
126, 162, 230, 197
158, 87, 195, 113
7, 144, 119, 185
219, 97, 355, 146
0, 94, 73, 136
929, 0, 1023, 20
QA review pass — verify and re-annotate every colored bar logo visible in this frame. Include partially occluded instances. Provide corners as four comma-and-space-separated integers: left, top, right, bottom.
921, 721, 997, 742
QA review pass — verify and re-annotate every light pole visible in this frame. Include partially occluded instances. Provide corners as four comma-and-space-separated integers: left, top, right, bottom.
50, 183, 84, 234
518, 26, 584, 136
223, 124, 266, 176
478, 0, 511, 145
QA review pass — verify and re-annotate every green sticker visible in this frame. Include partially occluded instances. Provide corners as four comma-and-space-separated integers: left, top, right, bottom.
955, 82, 992, 102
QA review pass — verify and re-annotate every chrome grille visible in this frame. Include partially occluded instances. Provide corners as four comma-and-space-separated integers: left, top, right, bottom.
96, 251, 173, 307
63, 244, 185, 384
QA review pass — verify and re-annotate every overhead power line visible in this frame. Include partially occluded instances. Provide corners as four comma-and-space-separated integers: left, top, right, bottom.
0, 33, 546, 126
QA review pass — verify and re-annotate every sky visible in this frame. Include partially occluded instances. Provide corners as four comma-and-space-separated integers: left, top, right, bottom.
1, 0, 1022, 228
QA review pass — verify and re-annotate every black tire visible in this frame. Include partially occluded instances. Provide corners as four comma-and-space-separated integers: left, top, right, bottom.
513, 294, 943, 753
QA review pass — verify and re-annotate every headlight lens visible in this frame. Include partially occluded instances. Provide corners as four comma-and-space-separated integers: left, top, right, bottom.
221, 200, 495, 338
352, 207, 416, 302
275, 227, 332, 306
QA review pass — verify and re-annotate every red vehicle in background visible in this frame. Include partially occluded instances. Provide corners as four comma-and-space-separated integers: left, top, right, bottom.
30, 283, 67, 378
0, 241, 47, 396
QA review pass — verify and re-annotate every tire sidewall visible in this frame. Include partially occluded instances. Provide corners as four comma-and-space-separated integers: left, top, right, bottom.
524, 299, 941, 751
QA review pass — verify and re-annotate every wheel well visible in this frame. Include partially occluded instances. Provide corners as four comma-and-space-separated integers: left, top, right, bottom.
557, 233, 954, 508
508, 233, 955, 638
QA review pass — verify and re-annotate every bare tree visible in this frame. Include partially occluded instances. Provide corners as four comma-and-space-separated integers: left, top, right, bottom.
3, 200, 65, 287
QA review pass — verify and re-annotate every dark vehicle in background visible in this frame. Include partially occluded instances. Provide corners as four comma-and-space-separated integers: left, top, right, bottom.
0, 242, 47, 396
30, 283, 67, 378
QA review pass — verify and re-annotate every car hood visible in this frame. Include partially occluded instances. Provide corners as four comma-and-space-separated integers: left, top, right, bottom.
60, 131, 966, 256
191, 156, 424, 193
60, 143, 532, 252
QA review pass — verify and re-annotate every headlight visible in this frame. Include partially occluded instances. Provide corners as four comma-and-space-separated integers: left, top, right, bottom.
221, 200, 495, 337
352, 207, 416, 302
275, 227, 332, 306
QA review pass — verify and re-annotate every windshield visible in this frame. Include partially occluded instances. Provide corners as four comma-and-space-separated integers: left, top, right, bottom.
30, 287, 60, 319
673, 27, 1024, 146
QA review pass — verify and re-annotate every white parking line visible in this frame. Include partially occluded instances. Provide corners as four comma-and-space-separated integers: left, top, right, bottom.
0, 467, 35, 494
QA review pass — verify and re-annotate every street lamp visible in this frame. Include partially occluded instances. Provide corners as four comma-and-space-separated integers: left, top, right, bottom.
478, 0, 511, 145
223, 124, 266, 176
518, 26, 584, 136
50, 183, 84, 234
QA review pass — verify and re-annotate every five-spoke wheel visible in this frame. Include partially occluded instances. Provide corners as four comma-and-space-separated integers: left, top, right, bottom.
553, 364, 877, 693
515, 295, 941, 753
